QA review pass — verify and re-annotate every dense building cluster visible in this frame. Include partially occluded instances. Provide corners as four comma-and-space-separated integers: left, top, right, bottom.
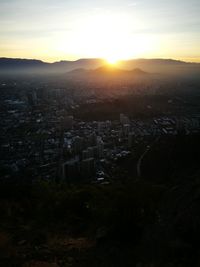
1, 81, 200, 184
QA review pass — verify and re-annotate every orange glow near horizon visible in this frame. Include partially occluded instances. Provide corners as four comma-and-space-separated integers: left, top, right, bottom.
106, 58, 119, 65
0, 5, 199, 63
51, 13, 160, 63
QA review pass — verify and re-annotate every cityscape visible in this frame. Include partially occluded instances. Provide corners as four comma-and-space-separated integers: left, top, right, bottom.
1, 75, 200, 184
0, 0, 200, 266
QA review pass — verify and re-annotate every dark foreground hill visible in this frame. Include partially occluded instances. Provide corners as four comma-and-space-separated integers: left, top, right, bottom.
1, 134, 200, 267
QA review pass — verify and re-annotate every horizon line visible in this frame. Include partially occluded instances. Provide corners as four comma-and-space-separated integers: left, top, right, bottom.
0, 56, 200, 64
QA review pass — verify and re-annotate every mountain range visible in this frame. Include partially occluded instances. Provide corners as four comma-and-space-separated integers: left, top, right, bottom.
0, 57, 199, 79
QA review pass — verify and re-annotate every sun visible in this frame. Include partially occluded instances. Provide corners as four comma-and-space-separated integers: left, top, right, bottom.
55, 12, 157, 61
106, 57, 119, 65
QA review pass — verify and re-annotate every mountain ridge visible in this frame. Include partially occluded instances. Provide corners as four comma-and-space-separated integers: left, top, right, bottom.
1, 57, 199, 66
0, 57, 199, 78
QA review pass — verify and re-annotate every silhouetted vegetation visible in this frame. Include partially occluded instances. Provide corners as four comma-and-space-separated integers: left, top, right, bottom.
1, 133, 200, 266
1, 168, 200, 267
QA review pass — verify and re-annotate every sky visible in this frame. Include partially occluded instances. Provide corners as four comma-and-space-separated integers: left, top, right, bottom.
0, 0, 200, 62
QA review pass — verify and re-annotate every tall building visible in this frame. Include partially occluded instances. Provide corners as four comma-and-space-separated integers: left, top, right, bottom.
73, 136, 84, 155
62, 157, 80, 183
87, 147, 95, 158
27, 91, 38, 106
120, 114, 130, 125
65, 115, 74, 129
97, 138, 104, 158
88, 132, 97, 146
81, 158, 95, 179
128, 132, 135, 148
98, 122, 105, 135
123, 124, 130, 136
82, 149, 89, 160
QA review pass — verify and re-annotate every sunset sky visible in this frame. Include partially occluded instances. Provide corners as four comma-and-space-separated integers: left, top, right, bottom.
0, 0, 200, 62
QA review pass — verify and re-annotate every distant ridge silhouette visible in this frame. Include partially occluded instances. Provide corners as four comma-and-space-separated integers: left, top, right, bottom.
0, 57, 199, 78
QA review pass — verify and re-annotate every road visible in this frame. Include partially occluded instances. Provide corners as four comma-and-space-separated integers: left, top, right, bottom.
137, 136, 160, 178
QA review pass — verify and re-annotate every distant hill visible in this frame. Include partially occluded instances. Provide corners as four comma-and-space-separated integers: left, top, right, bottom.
51, 58, 106, 73
119, 58, 200, 78
0, 58, 47, 69
0, 57, 199, 79
0, 57, 105, 74
93, 65, 147, 74
66, 65, 148, 78
64, 65, 150, 84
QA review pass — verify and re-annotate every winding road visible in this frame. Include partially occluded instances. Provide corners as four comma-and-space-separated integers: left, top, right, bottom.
137, 136, 160, 178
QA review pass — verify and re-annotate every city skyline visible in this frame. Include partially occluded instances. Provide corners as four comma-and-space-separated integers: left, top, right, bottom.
0, 0, 200, 63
